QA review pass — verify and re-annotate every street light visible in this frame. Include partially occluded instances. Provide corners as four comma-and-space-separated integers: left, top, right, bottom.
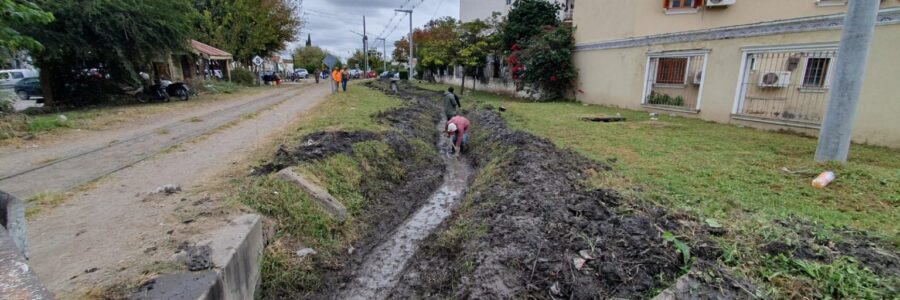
395, 9, 413, 78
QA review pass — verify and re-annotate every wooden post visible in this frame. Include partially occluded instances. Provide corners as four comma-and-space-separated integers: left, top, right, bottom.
226, 59, 232, 82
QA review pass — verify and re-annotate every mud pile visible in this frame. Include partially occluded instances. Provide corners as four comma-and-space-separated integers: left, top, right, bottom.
389, 86, 755, 299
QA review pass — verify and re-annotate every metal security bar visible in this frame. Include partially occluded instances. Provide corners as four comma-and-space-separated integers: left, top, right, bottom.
735, 50, 837, 125
643, 54, 706, 110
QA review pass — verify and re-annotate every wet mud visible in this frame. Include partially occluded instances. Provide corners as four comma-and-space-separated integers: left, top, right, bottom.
762, 216, 899, 277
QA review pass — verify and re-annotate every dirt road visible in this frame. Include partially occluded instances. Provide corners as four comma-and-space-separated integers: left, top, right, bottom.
21, 83, 331, 297
0, 85, 304, 198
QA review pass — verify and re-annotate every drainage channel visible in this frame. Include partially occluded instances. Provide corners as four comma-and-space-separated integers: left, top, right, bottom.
336, 122, 473, 300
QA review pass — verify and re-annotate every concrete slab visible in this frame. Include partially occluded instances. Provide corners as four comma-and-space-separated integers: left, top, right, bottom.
276, 167, 348, 222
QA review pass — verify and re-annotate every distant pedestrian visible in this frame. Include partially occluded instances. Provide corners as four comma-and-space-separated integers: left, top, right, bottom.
443, 87, 461, 121
446, 115, 470, 157
331, 68, 341, 93
341, 67, 349, 92
314, 68, 320, 84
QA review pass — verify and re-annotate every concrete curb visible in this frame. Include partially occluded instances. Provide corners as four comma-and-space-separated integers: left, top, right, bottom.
135, 214, 264, 300
276, 167, 348, 222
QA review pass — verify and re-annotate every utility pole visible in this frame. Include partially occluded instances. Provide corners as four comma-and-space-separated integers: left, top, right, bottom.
814, 0, 880, 163
363, 16, 369, 74
376, 38, 387, 71
395, 9, 413, 78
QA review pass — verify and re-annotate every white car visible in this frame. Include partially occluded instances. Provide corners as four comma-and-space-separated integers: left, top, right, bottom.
0, 69, 39, 89
294, 69, 309, 79
349, 69, 363, 79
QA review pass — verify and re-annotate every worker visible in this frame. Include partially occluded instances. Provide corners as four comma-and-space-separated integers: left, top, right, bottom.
443, 87, 461, 121
331, 68, 342, 93
445, 115, 470, 157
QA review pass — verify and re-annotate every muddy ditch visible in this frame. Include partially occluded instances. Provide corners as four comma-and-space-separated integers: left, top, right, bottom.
385, 84, 758, 299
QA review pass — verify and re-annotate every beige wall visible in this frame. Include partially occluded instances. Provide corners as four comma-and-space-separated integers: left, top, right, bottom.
575, 0, 900, 43
574, 24, 900, 148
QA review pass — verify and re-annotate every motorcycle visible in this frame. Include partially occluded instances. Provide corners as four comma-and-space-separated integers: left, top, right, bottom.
133, 72, 169, 103
164, 80, 191, 101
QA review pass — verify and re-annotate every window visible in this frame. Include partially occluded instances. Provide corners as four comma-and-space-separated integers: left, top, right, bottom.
802, 57, 831, 87
656, 58, 688, 84
0, 73, 8, 80
11, 72, 24, 79
665, 0, 698, 9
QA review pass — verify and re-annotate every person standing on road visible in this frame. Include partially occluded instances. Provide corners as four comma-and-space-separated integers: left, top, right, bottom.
331, 68, 341, 93
341, 67, 350, 92
443, 87, 461, 121
314, 68, 321, 84
446, 115, 470, 157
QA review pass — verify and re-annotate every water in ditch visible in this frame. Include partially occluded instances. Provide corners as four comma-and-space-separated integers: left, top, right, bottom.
336, 123, 473, 300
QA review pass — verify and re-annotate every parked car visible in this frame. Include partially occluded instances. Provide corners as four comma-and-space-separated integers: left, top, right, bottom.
0, 69, 39, 89
379, 71, 394, 79
294, 68, 309, 79
349, 69, 362, 79
367, 70, 377, 78
13, 77, 42, 101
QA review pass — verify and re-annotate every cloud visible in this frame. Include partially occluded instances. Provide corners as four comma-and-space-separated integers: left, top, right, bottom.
286, 0, 460, 66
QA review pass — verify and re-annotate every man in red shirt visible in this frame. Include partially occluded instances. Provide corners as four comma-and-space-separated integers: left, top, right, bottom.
446, 115, 470, 157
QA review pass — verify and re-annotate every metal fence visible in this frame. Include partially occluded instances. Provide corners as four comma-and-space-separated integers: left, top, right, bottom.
643, 54, 706, 110
735, 50, 837, 125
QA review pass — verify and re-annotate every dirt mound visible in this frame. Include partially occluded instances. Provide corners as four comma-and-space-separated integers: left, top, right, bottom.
254, 131, 380, 174
763, 216, 899, 277
389, 86, 755, 299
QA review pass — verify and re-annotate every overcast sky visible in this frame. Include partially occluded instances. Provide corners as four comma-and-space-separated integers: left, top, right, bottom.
285, 0, 460, 62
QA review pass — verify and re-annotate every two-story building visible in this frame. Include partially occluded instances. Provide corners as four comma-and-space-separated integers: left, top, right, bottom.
573, 0, 900, 148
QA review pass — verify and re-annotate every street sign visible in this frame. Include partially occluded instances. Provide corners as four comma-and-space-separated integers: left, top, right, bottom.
322, 54, 338, 69
252, 55, 263, 66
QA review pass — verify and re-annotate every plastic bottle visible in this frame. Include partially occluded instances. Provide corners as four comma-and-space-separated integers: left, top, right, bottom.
811, 171, 835, 188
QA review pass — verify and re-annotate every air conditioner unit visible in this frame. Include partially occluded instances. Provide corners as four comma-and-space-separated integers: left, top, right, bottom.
758, 71, 791, 88
706, 0, 736, 7
693, 71, 703, 85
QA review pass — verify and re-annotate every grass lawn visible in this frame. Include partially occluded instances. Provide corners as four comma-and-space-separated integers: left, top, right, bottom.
0, 81, 275, 144
418, 82, 899, 297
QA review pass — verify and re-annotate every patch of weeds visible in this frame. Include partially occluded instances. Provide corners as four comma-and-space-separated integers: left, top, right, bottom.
662, 231, 693, 271
25, 192, 68, 218
301, 153, 365, 215
188, 116, 202, 123
760, 255, 897, 299
155, 127, 170, 135
28, 115, 72, 133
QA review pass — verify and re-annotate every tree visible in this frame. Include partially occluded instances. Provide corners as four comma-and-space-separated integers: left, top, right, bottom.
305, 33, 311, 47
519, 25, 576, 100
393, 37, 410, 63
347, 49, 365, 69
414, 17, 460, 82
194, 0, 302, 63
20, 0, 197, 105
1, 0, 54, 54
292, 46, 326, 72
455, 20, 495, 95
500, 0, 560, 52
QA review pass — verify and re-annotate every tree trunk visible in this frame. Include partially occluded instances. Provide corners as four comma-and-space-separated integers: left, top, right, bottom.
460, 68, 466, 96
39, 65, 54, 106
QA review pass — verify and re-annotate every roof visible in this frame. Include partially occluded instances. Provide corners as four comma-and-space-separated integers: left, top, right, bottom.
190, 40, 232, 60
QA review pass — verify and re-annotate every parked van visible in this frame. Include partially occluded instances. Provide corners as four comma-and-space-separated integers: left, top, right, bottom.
0, 69, 39, 89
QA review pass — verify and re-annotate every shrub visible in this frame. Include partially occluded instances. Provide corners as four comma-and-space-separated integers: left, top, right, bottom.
519, 25, 576, 101
231, 68, 256, 86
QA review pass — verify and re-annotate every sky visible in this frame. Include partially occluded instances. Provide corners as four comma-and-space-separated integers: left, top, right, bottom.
286, 0, 461, 63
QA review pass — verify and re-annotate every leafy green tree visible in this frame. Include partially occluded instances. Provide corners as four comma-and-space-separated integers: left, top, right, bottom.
455, 20, 496, 94
194, 0, 302, 63
347, 49, 364, 69
20, 0, 197, 105
519, 25, 576, 100
414, 17, 460, 82
1, 0, 54, 55
293, 45, 326, 72
499, 0, 560, 52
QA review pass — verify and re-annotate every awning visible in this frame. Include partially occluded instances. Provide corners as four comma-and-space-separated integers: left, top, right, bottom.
190, 40, 233, 60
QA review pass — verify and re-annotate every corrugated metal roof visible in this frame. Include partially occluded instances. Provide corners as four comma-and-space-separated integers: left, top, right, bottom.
190, 40, 232, 60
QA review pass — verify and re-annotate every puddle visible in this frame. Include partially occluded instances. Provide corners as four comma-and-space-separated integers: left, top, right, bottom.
336, 122, 473, 300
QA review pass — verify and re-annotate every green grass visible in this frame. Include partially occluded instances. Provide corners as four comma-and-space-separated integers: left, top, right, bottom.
289, 82, 402, 139
417, 82, 900, 298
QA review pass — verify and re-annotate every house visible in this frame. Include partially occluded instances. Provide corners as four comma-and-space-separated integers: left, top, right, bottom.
573, 0, 900, 148
150, 40, 233, 83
